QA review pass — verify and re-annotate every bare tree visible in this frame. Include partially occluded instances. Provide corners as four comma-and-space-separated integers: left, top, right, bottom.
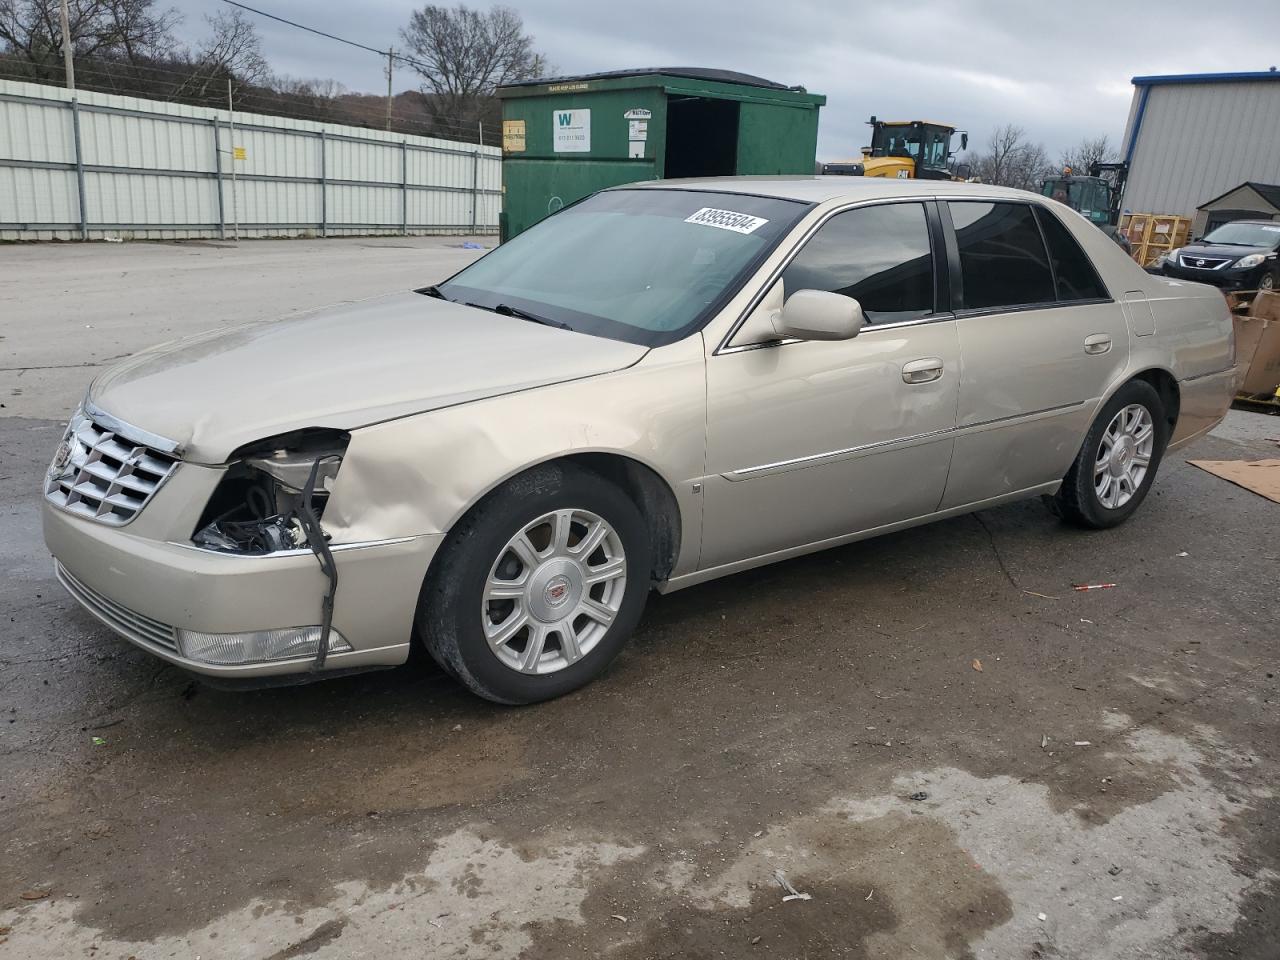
194, 8, 268, 86
971, 124, 1052, 191
400, 4, 546, 129
0, 0, 178, 76
103, 0, 177, 64
1059, 134, 1121, 175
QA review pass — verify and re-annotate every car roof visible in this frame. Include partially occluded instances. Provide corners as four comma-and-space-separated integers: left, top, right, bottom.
1207, 219, 1276, 227
623, 176, 1041, 204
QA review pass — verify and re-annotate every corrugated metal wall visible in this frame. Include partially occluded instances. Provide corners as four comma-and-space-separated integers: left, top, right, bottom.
0, 79, 501, 241
1120, 79, 1280, 219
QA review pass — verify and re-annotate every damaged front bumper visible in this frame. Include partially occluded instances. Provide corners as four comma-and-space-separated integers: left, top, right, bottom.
43, 498, 440, 679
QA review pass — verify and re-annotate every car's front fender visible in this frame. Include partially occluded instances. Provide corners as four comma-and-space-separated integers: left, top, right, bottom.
322, 335, 708, 579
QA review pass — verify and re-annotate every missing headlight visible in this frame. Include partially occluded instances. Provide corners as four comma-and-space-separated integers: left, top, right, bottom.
192, 428, 350, 555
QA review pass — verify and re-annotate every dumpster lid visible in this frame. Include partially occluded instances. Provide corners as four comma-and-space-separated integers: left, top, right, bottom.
499, 66, 805, 92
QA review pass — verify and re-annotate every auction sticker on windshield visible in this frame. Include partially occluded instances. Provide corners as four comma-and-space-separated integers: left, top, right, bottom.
684, 208, 770, 234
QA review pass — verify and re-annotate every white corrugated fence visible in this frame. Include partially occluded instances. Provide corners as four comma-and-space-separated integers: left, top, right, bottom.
0, 79, 501, 241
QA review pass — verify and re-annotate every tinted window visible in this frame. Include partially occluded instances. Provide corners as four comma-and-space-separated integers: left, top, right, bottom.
949, 201, 1054, 310
781, 203, 934, 325
1035, 207, 1109, 301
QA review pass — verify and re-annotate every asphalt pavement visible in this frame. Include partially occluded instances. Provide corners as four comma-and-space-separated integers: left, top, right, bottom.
1, 238, 1277, 959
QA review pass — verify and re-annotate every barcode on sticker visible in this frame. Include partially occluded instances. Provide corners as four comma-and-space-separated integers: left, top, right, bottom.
684, 207, 769, 234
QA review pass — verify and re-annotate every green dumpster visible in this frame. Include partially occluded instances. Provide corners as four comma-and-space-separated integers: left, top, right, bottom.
496, 67, 826, 240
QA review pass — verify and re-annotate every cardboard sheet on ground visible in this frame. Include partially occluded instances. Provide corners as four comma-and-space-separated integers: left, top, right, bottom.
1187, 459, 1280, 504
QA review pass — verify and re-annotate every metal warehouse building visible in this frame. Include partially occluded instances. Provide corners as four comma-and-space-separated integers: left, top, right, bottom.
1120, 70, 1280, 226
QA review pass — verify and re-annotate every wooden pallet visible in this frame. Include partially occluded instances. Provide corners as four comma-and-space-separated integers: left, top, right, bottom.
1121, 212, 1192, 267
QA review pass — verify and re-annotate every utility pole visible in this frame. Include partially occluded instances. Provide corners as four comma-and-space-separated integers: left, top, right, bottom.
228, 80, 239, 242
385, 48, 394, 131
58, 0, 75, 91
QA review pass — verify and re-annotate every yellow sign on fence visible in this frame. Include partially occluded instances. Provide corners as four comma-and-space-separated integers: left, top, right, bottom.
232, 147, 247, 161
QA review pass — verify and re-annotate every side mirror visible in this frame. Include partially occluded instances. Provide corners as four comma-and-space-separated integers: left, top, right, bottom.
772, 290, 865, 341
960, 132, 969, 151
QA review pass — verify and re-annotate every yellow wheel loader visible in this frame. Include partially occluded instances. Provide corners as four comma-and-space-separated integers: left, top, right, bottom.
823, 117, 970, 180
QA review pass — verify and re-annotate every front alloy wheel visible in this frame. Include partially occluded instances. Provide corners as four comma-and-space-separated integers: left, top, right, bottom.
417, 462, 651, 704
482, 509, 627, 675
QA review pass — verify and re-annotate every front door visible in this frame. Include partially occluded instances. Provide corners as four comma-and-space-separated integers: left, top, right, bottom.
700, 201, 960, 571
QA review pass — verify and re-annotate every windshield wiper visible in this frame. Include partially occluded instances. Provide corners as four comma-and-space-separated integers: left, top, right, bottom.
493, 303, 572, 330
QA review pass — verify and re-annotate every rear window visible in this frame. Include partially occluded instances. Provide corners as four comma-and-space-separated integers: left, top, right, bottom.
1034, 207, 1109, 301
949, 201, 1055, 310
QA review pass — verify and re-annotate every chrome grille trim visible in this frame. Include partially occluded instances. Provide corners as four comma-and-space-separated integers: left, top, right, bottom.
55, 560, 179, 653
1179, 255, 1230, 270
44, 408, 179, 526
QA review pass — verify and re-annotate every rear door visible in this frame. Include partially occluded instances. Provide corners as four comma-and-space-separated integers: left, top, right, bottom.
940, 200, 1129, 509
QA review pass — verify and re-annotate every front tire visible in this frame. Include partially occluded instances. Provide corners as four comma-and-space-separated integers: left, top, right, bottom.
1048, 380, 1168, 529
416, 463, 650, 704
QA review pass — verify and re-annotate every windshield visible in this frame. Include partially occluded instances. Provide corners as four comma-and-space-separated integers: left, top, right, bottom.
1202, 221, 1280, 247
872, 124, 922, 160
438, 189, 809, 346
1042, 179, 1109, 219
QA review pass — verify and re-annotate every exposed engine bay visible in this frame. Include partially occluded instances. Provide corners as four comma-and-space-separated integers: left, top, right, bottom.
192, 429, 349, 555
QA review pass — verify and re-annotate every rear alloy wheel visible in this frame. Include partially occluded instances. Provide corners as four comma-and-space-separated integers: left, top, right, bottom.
1093, 404, 1155, 510
417, 463, 650, 704
1048, 379, 1168, 529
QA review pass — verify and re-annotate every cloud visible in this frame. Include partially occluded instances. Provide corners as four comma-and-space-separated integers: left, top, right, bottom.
171, 0, 1280, 160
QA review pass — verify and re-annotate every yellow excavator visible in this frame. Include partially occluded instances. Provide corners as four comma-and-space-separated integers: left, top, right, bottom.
823, 117, 970, 180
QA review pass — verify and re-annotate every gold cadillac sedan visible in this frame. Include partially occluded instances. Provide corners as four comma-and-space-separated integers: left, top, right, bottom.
42, 178, 1238, 703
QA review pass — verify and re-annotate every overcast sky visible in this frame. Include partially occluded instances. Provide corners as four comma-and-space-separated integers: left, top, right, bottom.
172, 0, 1280, 161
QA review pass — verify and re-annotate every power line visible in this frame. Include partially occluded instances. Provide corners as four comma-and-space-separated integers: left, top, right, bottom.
0, 62, 497, 142
219, 0, 389, 58
217, 0, 436, 75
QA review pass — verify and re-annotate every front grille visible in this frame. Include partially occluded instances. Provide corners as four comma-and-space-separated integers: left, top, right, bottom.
1179, 255, 1230, 270
55, 560, 179, 653
45, 409, 178, 526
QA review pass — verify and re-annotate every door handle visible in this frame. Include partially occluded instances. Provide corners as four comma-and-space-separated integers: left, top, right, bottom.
1084, 334, 1113, 355
902, 357, 944, 384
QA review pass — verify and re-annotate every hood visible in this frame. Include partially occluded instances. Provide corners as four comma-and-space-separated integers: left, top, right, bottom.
89, 292, 648, 463
1179, 240, 1272, 261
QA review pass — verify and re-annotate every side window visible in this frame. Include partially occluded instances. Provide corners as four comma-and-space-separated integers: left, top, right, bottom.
949, 201, 1054, 310
781, 203, 934, 325
1034, 207, 1110, 301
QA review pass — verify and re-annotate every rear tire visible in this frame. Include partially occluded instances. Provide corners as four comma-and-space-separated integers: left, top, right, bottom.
416, 462, 650, 704
1048, 380, 1168, 529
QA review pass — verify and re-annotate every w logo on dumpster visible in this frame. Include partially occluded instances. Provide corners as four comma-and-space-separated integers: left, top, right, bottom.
552, 109, 590, 152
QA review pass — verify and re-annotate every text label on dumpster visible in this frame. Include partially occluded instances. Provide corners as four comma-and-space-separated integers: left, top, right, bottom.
552, 109, 591, 153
